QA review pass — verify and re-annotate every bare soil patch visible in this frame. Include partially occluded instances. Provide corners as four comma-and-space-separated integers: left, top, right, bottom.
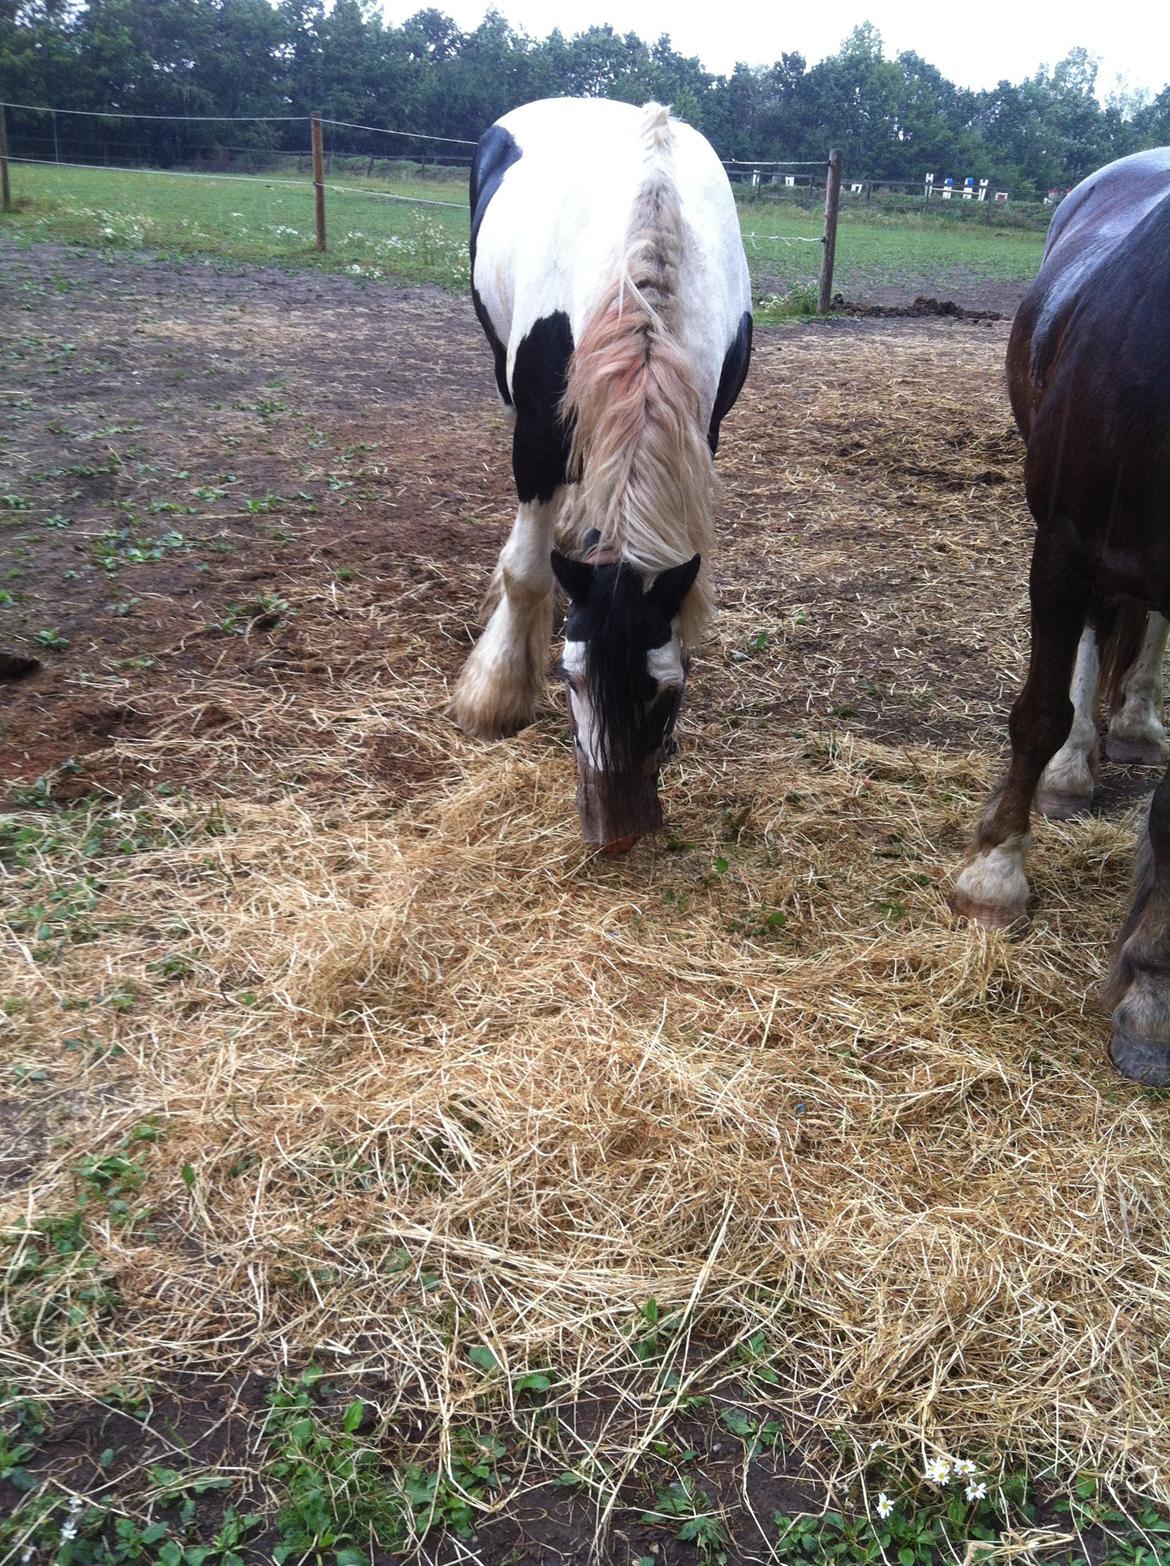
3, 239, 1025, 799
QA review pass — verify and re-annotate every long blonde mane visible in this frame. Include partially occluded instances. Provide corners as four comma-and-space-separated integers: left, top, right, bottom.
561, 103, 715, 645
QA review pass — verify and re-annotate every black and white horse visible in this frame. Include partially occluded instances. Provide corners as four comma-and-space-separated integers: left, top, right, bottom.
451, 97, 752, 850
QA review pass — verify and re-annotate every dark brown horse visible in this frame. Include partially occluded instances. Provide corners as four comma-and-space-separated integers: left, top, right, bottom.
953, 147, 1170, 1084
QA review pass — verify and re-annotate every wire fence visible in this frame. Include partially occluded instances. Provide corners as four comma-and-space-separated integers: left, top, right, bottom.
0, 102, 841, 299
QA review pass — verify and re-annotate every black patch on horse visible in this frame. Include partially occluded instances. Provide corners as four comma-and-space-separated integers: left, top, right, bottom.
469, 126, 522, 406
470, 126, 520, 256
512, 312, 575, 504
708, 310, 753, 454
551, 555, 699, 773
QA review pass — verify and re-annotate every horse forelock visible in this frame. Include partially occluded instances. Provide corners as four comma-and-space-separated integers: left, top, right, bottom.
568, 566, 675, 774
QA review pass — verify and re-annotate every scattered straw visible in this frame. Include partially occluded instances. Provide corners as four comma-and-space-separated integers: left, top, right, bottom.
3, 316, 1170, 1534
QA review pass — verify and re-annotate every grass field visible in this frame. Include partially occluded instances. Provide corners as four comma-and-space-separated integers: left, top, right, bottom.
1, 160, 1048, 306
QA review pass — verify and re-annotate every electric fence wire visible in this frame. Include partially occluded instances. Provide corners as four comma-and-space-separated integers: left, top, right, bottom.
3, 106, 827, 234
2, 101, 303, 121
318, 117, 477, 146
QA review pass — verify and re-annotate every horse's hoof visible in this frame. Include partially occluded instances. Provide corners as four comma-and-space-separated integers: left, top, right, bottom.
951, 847, 1029, 932
447, 683, 534, 742
1109, 1024, 1170, 1086
1105, 732, 1170, 767
1036, 786, 1093, 820
950, 889, 1027, 932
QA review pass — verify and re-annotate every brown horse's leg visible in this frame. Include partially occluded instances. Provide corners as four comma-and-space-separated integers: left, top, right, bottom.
953, 534, 1086, 928
1108, 765, 1170, 1084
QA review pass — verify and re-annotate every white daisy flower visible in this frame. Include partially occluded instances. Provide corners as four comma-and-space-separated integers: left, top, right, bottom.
924, 1456, 952, 1485
876, 1492, 895, 1519
965, 1480, 988, 1502
953, 1458, 977, 1478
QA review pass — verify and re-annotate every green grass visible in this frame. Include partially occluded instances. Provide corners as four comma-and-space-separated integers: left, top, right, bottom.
742, 197, 1045, 298
1, 162, 470, 288
0, 161, 1046, 303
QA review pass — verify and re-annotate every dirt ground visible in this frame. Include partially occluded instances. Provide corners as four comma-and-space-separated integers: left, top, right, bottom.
3, 241, 1157, 1565
2, 239, 1033, 802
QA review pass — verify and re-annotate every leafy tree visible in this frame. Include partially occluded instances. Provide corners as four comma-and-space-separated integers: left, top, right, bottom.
2, 0, 1168, 189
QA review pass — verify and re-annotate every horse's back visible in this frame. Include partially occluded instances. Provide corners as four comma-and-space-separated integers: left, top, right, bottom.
1043, 147, 1170, 263
1009, 148, 1170, 602
1010, 148, 1170, 436
469, 98, 749, 409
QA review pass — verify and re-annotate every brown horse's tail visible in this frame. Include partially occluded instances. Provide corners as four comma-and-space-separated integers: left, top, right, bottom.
1099, 603, 1149, 711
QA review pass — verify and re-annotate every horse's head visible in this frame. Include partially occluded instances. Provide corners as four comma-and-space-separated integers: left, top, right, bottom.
551, 549, 700, 852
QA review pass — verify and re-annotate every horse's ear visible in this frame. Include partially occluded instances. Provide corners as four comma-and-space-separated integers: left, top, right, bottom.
551, 549, 594, 604
649, 555, 701, 617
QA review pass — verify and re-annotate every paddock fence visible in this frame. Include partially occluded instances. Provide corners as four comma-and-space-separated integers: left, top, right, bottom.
0, 101, 848, 304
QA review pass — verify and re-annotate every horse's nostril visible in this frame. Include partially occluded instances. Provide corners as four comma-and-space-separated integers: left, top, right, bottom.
602, 834, 639, 856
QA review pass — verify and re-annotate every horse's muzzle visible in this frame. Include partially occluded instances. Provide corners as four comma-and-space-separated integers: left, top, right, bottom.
576, 761, 664, 849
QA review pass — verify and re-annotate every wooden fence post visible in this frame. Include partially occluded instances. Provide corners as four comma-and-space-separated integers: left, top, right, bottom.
311, 111, 326, 251
817, 148, 843, 314
1, 104, 12, 214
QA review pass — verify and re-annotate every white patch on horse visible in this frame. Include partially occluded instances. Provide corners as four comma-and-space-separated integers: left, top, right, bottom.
475, 99, 748, 426
647, 639, 685, 688
561, 639, 601, 769
561, 639, 586, 679
1107, 613, 1170, 764
1038, 625, 1099, 817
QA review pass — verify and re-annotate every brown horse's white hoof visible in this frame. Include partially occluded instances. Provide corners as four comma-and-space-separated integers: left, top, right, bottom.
1109, 1022, 1170, 1086
1105, 728, 1170, 767
1036, 784, 1094, 820
1037, 744, 1096, 819
951, 838, 1030, 931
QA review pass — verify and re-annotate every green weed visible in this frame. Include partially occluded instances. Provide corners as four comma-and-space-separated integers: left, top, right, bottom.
32, 626, 70, 649
3, 1208, 120, 1348
215, 593, 290, 634
642, 1478, 729, 1563
264, 1368, 401, 1563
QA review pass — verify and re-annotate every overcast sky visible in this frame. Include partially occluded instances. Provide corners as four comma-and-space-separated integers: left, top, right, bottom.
384, 0, 1170, 100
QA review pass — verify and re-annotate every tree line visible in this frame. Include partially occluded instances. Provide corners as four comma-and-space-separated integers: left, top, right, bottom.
4, 0, 1170, 196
